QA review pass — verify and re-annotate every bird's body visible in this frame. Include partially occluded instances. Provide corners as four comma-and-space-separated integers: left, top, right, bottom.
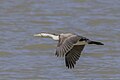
34, 32, 104, 69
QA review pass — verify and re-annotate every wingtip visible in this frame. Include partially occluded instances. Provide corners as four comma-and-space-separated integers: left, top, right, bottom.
66, 65, 74, 69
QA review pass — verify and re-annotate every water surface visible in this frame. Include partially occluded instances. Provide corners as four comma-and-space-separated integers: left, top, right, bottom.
0, 0, 120, 80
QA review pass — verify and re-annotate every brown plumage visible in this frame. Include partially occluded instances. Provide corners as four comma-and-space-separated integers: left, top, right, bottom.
34, 33, 104, 69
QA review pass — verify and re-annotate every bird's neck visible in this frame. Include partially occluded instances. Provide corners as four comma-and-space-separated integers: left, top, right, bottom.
41, 33, 59, 40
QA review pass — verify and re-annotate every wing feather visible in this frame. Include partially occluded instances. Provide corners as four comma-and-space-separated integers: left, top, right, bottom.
65, 45, 85, 69
56, 35, 81, 57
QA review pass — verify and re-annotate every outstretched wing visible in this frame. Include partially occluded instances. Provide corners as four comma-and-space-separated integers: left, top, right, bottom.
65, 45, 85, 69
55, 35, 81, 57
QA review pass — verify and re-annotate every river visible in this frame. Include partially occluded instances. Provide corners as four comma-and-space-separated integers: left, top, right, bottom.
0, 0, 120, 80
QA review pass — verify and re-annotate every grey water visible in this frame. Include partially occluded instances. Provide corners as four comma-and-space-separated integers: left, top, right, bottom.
0, 0, 120, 80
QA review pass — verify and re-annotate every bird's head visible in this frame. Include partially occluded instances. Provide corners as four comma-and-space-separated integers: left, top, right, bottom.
34, 32, 59, 40
34, 33, 51, 38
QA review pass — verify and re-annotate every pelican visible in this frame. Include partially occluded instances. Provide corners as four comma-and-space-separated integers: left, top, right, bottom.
34, 32, 104, 69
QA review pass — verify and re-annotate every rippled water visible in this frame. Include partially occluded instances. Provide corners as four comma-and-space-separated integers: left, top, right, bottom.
0, 0, 120, 80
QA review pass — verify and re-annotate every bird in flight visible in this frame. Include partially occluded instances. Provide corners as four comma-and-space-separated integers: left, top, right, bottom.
34, 32, 104, 69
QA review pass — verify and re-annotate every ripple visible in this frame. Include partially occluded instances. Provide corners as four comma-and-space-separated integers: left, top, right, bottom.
0, 51, 12, 57
21, 44, 55, 50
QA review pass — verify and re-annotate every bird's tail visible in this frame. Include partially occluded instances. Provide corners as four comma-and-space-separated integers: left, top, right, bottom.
87, 40, 104, 45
